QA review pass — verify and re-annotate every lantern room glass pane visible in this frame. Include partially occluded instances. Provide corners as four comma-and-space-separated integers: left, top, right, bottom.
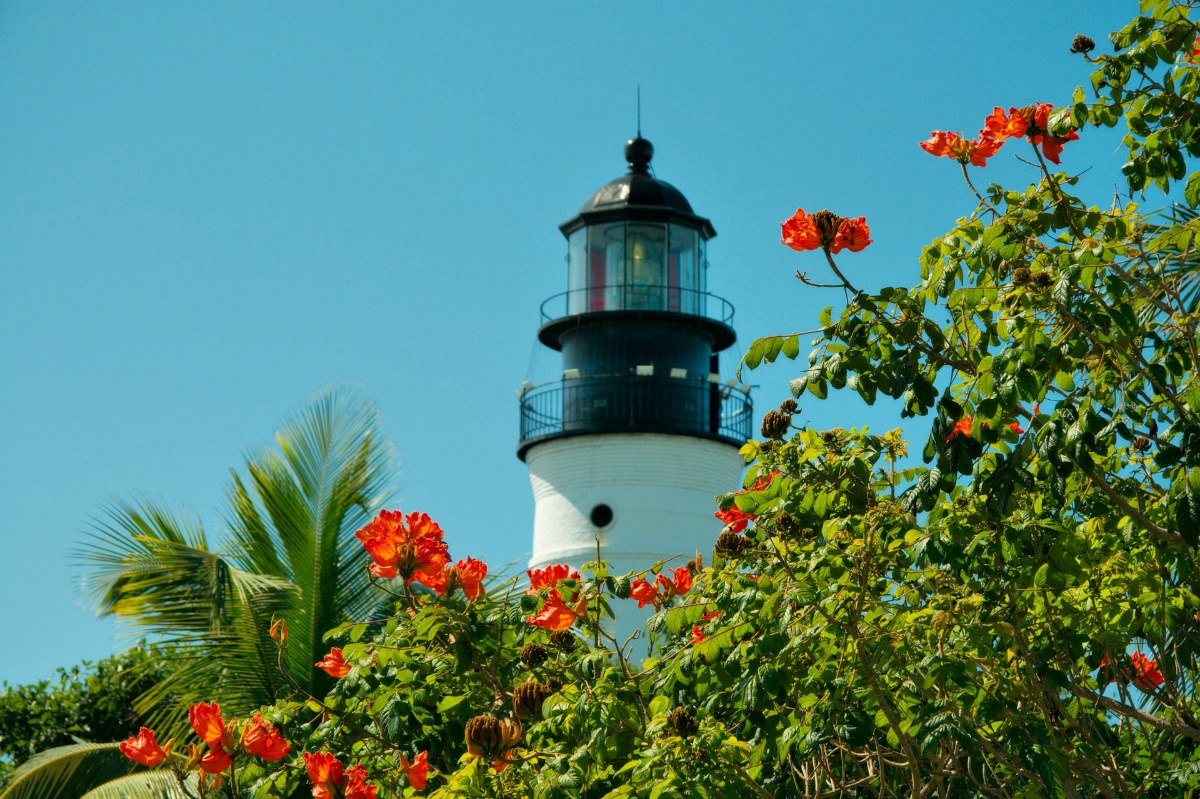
669, 224, 698, 314
624, 222, 667, 310
567, 228, 587, 314
587, 221, 625, 312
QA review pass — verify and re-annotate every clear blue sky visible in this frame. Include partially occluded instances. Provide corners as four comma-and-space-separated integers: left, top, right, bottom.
1, 1, 1137, 684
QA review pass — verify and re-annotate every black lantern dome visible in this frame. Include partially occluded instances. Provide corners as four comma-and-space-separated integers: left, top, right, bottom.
518, 138, 751, 459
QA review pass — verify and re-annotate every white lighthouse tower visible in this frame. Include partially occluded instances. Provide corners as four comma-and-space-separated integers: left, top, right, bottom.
518, 137, 752, 629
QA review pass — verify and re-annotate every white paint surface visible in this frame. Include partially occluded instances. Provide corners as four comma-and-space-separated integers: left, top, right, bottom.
525, 432, 744, 641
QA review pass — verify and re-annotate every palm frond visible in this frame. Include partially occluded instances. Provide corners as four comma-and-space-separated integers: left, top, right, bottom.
0, 742, 137, 799
225, 386, 396, 693
80, 770, 191, 799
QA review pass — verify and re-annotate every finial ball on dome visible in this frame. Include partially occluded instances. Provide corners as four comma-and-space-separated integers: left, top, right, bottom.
625, 137, 653, 173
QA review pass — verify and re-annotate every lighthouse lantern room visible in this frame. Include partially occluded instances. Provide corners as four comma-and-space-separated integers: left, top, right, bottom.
518, 138, 752, 622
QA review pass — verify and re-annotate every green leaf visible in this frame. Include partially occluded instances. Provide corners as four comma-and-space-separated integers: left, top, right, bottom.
436, 694, 470, 714
1184, 171, 1200, 207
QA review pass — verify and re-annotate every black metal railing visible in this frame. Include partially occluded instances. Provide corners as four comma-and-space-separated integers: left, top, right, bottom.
518, 374, 752, 447
539, 286, 735, 327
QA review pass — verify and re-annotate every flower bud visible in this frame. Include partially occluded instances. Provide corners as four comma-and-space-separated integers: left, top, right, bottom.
809, 210, 842, 250
773, 512, 803, 538
761, 409, 791, 440
512, 681, 555, 720
519, 643, 549, 668
549, 629, 577, 651
714, 530, 746, 557
464, 716, 522, 761
1070, 34, 1095, 54
666, 708, 699, 737
269, 617, 288, 645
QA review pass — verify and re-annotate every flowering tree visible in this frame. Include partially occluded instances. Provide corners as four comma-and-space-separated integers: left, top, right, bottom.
97, 2, 1200, 797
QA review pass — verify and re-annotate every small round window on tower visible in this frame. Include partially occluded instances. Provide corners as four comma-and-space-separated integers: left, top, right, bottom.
590, 503, 614, 528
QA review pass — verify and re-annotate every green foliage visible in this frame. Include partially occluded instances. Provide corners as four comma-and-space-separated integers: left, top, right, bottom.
25, 4, 1200, 798
0, 646, 173, 786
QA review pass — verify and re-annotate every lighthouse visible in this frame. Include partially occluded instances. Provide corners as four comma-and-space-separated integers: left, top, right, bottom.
517, 137, 752, 628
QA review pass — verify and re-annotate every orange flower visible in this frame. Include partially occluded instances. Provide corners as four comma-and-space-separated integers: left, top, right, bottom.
455, 557, 488, 601
305, 752, 345, 799
188, 702, 226, 748
406, 511, 445, 540
629, 578, 658, 609
343, 764, 378, 799
946, 415, 974, 443
119, 727, 169, 767
401, 751, 429, 791
921, 131, 1003, 167
355, 509, 450, 583
1131, 652, 1164, 692
527, 588, 578, 631
918, 130, 958, 157
315, 647, 351, 678
984, 106, 1027, 140
781, 209, 821, 252
745, 471, 779, 492
526, 564, 580, 594
831, 216, 872, 253
1036, 129, 1079, 165
691, 626, 706, 645
356, 509, 405, 574
715, 506, 755, 533
199, 746, 232, 774
670, 566, 693, 595
1008, 421, 1025, 434
242, 714, 290, 761
1189, 35, 1200, 63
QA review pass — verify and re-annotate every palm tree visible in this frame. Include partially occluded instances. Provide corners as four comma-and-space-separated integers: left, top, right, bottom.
1, 386, 396, 799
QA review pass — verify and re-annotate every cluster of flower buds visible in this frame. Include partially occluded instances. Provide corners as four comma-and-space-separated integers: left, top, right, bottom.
781, 208, 872, 254
512, 681, 555, 720
355, 510, 488, 601
464, 715, 523, 772
921, 102, 1078, 167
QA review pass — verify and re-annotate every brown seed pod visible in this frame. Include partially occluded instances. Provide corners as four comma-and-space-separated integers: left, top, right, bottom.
1133, 435, 1152, 452
549, 629, 577, 650
1033, 271, 1055, 289
1012, 267, 1031, 286
780, 398, 798, 414
546, 676, 564, 692
519, 642, 549, 668
1070, 34, 1095, 54
512, 681, 555, 720
761, 409, 791, 440
666, 707, 699, 737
